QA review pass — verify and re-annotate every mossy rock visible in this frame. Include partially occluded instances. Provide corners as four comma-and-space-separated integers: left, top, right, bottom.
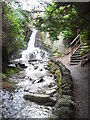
24, 94, 56, 106
55, 95, 74, 109
62, 89, 72, 96
49, 114, 59, 120
53, 106, 73, 119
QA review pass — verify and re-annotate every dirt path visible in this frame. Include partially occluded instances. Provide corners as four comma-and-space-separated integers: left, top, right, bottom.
56, 54, 89, 119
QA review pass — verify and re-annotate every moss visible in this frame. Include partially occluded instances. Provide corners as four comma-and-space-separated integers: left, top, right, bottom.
52, 48, 58, 54
0, 73, 7, 80
57, 52, 64, 58
6, 67, 20, 76
48, 60, 62, 93
1, 67, 20, 81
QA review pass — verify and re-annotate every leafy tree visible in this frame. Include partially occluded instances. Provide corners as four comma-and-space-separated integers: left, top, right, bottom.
2, 2, 30, 70
35, 2, 90, 45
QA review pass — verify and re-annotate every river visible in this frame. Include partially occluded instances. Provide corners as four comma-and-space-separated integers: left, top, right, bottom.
2, 29, 57, 119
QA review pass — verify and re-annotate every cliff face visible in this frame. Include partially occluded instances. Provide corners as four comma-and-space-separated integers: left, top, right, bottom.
24, 26, 32, 43
42, 32, 66, 53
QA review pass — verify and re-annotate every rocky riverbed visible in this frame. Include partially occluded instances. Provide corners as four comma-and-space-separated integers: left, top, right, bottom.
2, 60, 58, 119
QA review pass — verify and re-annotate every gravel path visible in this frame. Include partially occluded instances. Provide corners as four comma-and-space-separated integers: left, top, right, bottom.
56, 54, 89, 119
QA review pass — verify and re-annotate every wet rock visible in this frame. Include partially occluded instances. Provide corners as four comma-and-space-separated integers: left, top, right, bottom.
48, 83, 56, 88
44, 102, 56, 107
62, 89, 72, 96
8, 64, 16, 68
24, 89, 29, 92
53, 75, 57, 80
18, 63, 27, 68
46, 89, 56, 96
50, 74, 53, 77
29, 52, 36, 60
37, 78, 44, 83
40, 51, 45, 58
24, 94, 56, 106
29, 78, 32, 81
34, 77, 44, 83
34, 66, 38, 70
49, 114, 59, 120
39, 69, 43, 71
44, 66, 48, 70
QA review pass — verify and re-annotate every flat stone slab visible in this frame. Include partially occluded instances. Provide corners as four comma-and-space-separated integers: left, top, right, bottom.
24, 93, 56, 106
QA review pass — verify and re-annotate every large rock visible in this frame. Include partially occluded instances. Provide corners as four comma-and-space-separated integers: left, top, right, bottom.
54, 95, 74, 110
18, 63, 27, 68
24, 93, 56, 106
53, 106, 73, 119
29, 52, 36, 60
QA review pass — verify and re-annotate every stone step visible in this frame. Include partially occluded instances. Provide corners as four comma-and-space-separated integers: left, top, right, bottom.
74, 52, 80, 55
72, 53, 80, 56
71, 57, 81, 60
70, 62, 79, 65
71, 54, 81, 57
70, 60, 81, 63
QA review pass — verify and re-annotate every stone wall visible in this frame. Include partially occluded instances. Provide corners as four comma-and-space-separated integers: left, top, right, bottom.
48, 59, 75, 120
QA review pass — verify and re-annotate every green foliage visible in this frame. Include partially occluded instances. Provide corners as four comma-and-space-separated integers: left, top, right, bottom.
2, 2, 30, 67
6, 67, 20, 76
52, 48, 58, 54
48, 61, 62, 93
0, 73, 7, 80
57, 52, 64, 58
1, 67, 20, 80
35, 2, 90, 45
80, 45, 88, 55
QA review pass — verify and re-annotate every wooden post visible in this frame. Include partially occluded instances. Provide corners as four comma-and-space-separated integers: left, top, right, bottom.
80, 35, 82, 44
71, 45, 73, 55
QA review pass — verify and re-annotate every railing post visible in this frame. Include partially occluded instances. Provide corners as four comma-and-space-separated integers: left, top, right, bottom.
80, 35, 82, 44
71, 45, 73, 55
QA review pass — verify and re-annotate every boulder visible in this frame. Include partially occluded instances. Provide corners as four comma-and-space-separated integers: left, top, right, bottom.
53, 106, 73, 119
18, 63, 27, 68
55, 95, 74, 109
29, 52, 36, 60
24, 93, 56, 106
34, 66, 38, 70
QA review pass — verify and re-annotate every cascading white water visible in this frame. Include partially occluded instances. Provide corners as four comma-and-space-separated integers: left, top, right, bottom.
21, 28, 48, 62
21, 29, 37, 61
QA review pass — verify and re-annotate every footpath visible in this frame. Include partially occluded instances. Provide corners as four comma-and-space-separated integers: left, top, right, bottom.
56, 53, 89, 119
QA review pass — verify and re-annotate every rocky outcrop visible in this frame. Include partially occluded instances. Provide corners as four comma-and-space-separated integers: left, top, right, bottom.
48, 59, 74, 120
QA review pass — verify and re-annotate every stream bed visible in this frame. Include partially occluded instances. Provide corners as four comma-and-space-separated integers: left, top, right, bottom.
2, 29, 57, 119
2, 60, 57, 118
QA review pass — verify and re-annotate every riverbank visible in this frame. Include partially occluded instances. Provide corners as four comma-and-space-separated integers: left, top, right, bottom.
48, 58, 74, 119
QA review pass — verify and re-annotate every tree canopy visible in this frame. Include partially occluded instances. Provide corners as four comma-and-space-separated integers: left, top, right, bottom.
35, 2, 90, 45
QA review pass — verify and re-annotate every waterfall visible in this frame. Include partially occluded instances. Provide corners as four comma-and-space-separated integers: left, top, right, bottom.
21, 28, 48, 62
21, 29, 37, 61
